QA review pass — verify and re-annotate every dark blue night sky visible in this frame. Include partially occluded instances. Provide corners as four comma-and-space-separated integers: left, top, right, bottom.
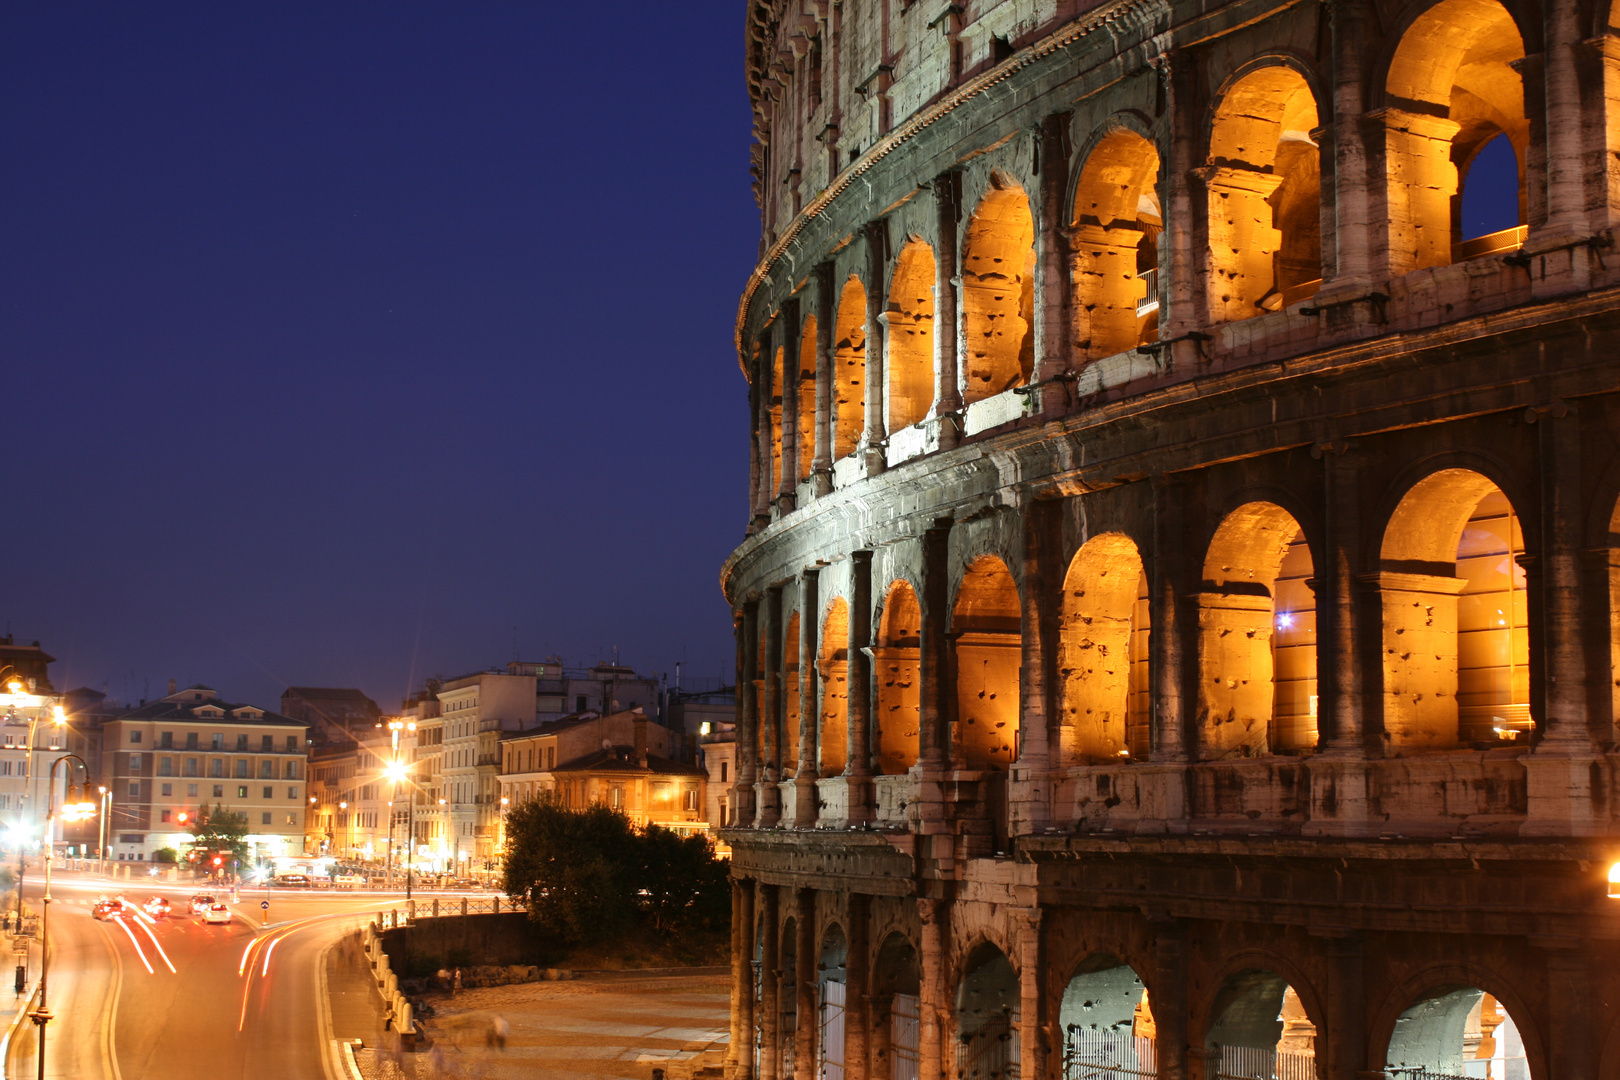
0, 5, 758, 708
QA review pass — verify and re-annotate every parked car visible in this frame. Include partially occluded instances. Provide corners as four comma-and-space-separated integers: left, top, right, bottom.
275, 873, 310, 887
203, 903, 232, 925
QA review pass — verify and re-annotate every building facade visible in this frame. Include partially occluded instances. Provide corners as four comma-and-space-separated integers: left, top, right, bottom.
280, 686, 381, 746
437, 667, 541, 867
102, 685, 308, 863
723, 1, 1620, 1078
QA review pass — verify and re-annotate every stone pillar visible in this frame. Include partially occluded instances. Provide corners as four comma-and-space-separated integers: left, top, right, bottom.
752, 340, 774, 532
1539, 1, 1587, 237
1152, 920, 1188, 1080
932, 172, 963, 449
1034, 112, 1070, 419
1194, 593, 1276, 759
1012, 500, 1052, 834
1320, 0, 1375, 292
845, 893, 871, 1080
919, 521, 953, 773
1370, 108, 1462, 276
759, 884, 781, 1080
1016, 907, 1044, 1080
1199, 166, 1285, 323
848, 550, 875, 823
747, 368, 764, 536
1069, 224, 1147, 359
794, 889, 816, 1080
1541, 946, 1595, 1080
812, 263, 836, 497
862, 223, 889, 478
739, 602, 761, 826
1321, 933, 1365, 1080
778, 298, 801, 513
1373, 571, 1468, 754
1154, 50, 1206, 370
759, 588, 784, 828
1150, 477, 1190, 765
917, 899, 946, 1080
797, 568, 822, 827
729, 878, 756, 1080
1524, 403, 1601, 834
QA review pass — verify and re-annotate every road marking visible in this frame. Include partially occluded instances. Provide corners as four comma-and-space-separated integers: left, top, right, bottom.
131, 920, 176, 975
109, 918, 153, 976
97, 912, 125, 1080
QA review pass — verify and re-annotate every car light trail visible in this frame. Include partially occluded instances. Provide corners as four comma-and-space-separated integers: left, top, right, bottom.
261, 932, 282, 976
112, 916, 154, 975
133, 917, 177, 974
238, 936, 260, 976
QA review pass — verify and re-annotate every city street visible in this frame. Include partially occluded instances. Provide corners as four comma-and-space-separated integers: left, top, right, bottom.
1, 870, 456, 1080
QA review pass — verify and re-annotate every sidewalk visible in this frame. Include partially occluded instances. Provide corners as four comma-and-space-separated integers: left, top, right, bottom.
325, 928, 392, 1068
350, 967, 730, 1080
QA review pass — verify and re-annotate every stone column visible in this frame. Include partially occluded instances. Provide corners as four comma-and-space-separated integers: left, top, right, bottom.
1524, 403, 1601, 834
794, 889, 816, 1080
1540, 1, 1587, 237
1068, 224, 1147, 359
1152, 919, 1188, 1080
1199, 166, 1285, 323
1035, 112, 1071, 419
752, 340, 774, 532
759, 588, 784, 828
917, 899, 946, 1080
862, 223, 889, 478
1012, 500, 1052, 835
932, 173, 963, 450
778, 298, 801, 513
747, 369, 764, 536
729, 878, 756, 1080
1193, 592, 1276, 758
919, 521, 953, 772
759, 883, 781, 1080
1150, 478, 1189, 764
797, 568, 822, 827
845, 893, 871, 1080
1321, 933, 1365, 1080
739, 601, 761, 826
1154, 50, 1206, 370
812, 264, 836, 497
1369, 108, 1462, 276
1320, 0, 1375, 292
1372, 571, 1468, 754
1016, 907, 1044, 1080
1541, 946, 1595, 1080
848, 550, 875, 823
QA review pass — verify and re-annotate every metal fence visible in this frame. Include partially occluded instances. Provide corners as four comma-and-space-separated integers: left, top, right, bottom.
1211, 1045, 1317, 1080
1063, 1028, 1156, 1080
1385, 1071, 1470, 1080
957, 1014, 1018, 1080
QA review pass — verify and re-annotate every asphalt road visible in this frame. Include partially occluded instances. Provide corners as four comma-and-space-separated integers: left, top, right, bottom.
3, 871, 465, 1080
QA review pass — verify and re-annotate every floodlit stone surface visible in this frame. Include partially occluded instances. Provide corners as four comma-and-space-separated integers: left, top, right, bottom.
727, 0, 1620, 1077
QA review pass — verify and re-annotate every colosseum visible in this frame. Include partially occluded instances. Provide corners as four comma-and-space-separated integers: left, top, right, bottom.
720, 0, 1620, 1077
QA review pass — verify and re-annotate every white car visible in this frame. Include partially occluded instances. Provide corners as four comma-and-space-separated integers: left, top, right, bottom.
203, 903, 232, 925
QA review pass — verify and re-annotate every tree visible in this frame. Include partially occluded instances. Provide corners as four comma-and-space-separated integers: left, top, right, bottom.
638, 824, 728, 934
152, 847, 179, 864
187, 804, 249, 868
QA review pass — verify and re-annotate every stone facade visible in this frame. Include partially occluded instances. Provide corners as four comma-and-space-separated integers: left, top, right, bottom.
724, 1, 1620, 1078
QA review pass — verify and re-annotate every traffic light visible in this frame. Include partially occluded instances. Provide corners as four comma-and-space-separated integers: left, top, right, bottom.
212, 856, 223, 868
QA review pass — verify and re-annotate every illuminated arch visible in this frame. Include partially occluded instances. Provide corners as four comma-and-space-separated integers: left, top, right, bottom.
887, 241, 936, 433
960, 179, 1035, 405
1059, 534, 1151, 763
875, 581, 921, 775
1070, 129, 1161, 358
952, 555, 1022, 770
832, 276, 867, 461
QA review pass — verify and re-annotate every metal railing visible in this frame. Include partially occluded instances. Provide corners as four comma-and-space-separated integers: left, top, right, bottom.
1210, 1045, 1316, 1080
1385, 1070, 1469, 1080
957, 1014, 1018, 1080
1063, 1029, 1155, 1079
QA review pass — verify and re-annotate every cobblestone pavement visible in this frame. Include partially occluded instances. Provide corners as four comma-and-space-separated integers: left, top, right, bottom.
353, 967, 731, 1080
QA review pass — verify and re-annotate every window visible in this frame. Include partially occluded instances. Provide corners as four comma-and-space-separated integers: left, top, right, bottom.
236, 734, 248, 751
159, 757, 173, 777
261, 812, 271, 825
287, 787, 297, 800
160, 810, 171, 823
212, 785, 222, 798
546, 747, 555, 769
127, 783, 139, 798
285, 761, 299, 779
576, 695, 588, 713
685, 787, 698, 811
720, 761, 728, 783
128, 753, 143, 772
286, 735, 298, 753
261, 735, 273, 752
160, 783, 172, 797
259, 761, 273, 779
286, 813, 296, 825
0, 762, 9, 776
210, 758, 223, 778
3, 735, 12, 747
159, 732, 172, 749
212, 733, 223, 750
188, 784, 199, 797
238, 786, 248, 798
129, 731, 143, 744
611, 785, 624, 810
262, 786, 273, 799
235, 760, 248, 779
185, 732, 198, 750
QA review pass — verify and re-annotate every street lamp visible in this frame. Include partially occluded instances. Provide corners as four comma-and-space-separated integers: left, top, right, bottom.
339, 801, 349, 861
32, 754, 95, 1080
96, 786, 109, 877
11, 698, 65, 932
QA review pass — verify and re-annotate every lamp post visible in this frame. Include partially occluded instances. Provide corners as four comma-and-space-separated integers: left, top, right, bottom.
96, 786, 109, 877
32, 754, 95, 1080
339, 801, 349, 861
9, 690, 64, 931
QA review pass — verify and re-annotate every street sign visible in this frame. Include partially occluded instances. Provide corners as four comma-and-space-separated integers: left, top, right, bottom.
260, 901, 269, 909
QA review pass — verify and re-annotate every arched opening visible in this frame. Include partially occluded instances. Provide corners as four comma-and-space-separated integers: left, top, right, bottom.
1205, 65, 1322, 320
887, 241, 937, 433
819, 925, 850, 1080
770, 344, 785, 494
961, 180, 1036, 405
1460, 134, 1521, 241
1070, 130, 1162, 358
872, 933, 922, 1080
1198, 503, 1318, 759
956, 943, 1019, 1080
820, 599, 851, 775
1384, 0, 1527, 271
781, 916, 800, 1077
833, 276, 867, 461
952, 556, 1022, 771
1061, 956, 1156, 1076
876, 582, 922, 774
1059, 534, 1152, 763
783, 612, 802, 778
1384, 987, 1528, 1078
1205, 971, 1316, 1079
1380, 470, 1529, 752
798, 314, 818, 481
